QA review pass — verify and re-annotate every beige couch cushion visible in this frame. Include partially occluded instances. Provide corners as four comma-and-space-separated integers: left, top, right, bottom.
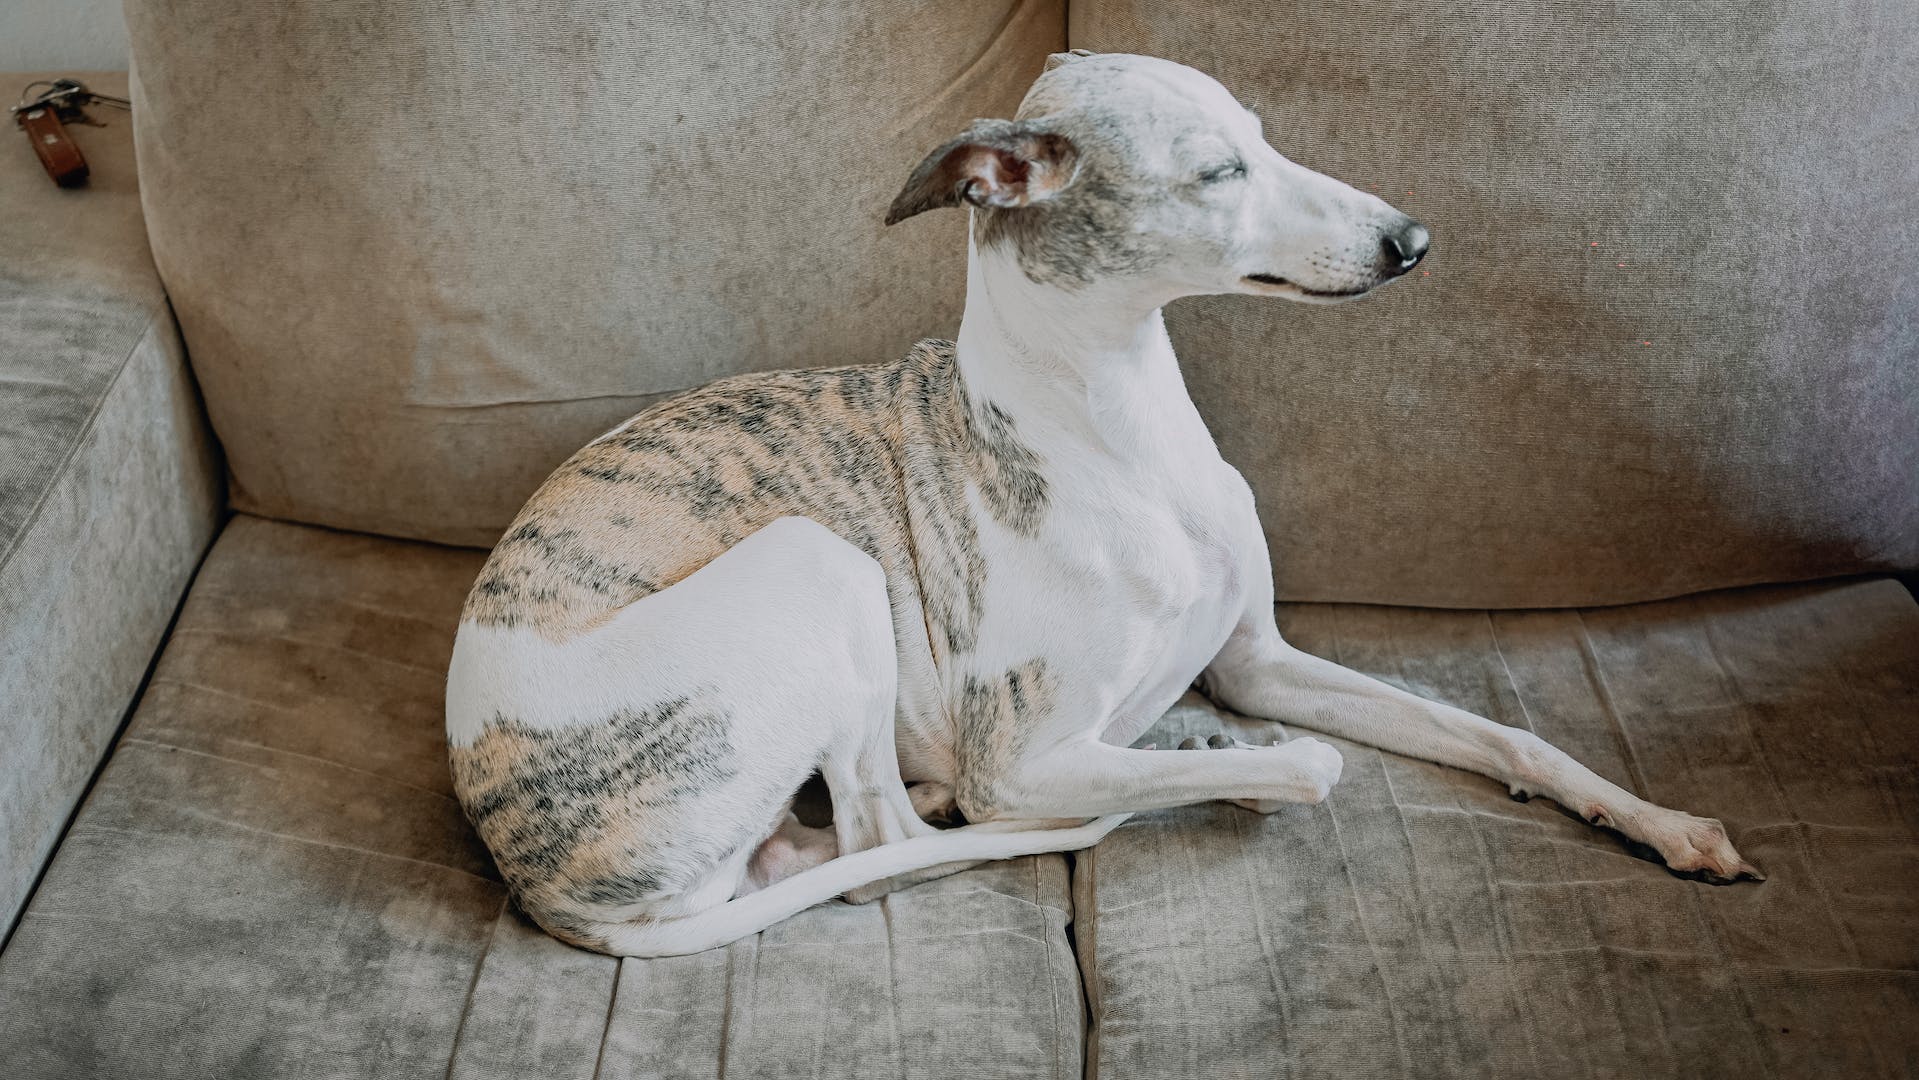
123, 1, 1064, 547
0, 71, 222, 935
0, 516, 1087, 1079
1071, 2, 1919, 606
1076, 580, 1919, 1078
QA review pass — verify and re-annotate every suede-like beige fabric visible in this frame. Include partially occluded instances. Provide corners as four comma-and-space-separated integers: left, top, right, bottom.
2, 515, 1911, 1074
1071, 2, 1919, 606
122, 1, 1065, 547
1078, 580, 1919, 1078
0, 516, 1086, 1079
0, 71, 223, 936
8, 515, 1912, 1074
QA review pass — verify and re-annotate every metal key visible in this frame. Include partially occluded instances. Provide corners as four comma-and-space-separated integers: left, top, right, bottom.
12, 78, 129, 187
18, 79, 128, 125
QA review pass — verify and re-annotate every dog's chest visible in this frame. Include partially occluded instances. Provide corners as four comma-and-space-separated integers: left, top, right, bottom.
957, 455, 1252, 725
1072, 479, 1243, 632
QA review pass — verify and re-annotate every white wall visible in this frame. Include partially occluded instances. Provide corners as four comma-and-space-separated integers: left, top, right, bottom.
0, 0, 129, 72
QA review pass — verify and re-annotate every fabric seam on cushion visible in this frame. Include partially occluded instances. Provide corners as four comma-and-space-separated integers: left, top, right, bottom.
879, 892, 907, 1077
589, 957, 624, 1080
1571, 610, 1653, 797
121, 731, 459, 804
0, 306, 163, 579
1479, 612, 1550, 1075
405, 384, 689, 411
1553, 611, 1667, 1058
1271, 570, 1919, 616
1036, 857, 1066, 1080
71, 812, 492, 883
1229, 807, 1295, 1074
165, 625, 451, 677
1072, 844, 1103, 1080
714, 941, 741, 1080
221, 504, 497, 554
441, 894, 509, 1080
1389, 613, 1547, 1075
1326, 608, 1417, 1078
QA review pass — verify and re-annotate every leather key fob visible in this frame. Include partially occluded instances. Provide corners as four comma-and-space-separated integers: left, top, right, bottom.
17, 106, 89, 187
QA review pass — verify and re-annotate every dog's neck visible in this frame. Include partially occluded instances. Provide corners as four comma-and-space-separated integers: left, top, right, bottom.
954, 235, 1216, 468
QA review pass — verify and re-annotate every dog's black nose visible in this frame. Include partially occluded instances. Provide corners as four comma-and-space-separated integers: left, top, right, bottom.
1382, 219, 1430, 274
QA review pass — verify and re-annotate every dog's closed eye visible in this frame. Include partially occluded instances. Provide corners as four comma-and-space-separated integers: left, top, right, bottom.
1198, 160, 1247, 184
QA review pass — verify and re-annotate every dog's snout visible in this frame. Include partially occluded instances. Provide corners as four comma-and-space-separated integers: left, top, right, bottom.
1381, 219, 1430, 275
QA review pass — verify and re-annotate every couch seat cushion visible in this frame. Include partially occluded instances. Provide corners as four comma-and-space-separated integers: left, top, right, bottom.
1076, 579, 1919, 1079
0, 515, 1086, 1080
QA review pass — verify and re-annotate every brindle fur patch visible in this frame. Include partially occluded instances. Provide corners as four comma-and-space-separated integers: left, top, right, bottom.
464, 340, 1046, 659
952, 659, 1054, 821
978, 169, 1169, 289
451, 696, 753, 921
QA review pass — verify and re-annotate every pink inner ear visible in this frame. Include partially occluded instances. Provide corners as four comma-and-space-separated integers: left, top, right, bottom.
961, 146, 1032, 206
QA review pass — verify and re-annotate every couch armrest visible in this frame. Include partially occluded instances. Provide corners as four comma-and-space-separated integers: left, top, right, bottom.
0, 71, 223, 938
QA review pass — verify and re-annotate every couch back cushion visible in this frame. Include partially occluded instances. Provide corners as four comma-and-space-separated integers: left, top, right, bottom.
1072, 1, 1917, 606
125, 0, 1062, 546
129, 1, 1915, 606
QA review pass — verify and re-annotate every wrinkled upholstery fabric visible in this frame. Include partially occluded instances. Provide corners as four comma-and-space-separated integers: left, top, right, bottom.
1071, 1, 1919, 606
0, 517, 1085, 1080
4, 515, 1911, 1076
0, 71, 222, 934
121, 0, 1065, 547
1077, 580, 1919, 1079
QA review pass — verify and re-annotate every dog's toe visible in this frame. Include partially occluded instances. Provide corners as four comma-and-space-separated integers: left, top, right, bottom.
1177, 736, 1204, 750
1207, 733, 1232, 749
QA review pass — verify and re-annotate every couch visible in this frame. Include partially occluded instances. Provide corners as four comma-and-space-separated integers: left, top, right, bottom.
2, 3, 1914, 1077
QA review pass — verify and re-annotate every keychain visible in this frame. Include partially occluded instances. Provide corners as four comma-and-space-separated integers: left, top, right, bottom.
11, 79, 130, 188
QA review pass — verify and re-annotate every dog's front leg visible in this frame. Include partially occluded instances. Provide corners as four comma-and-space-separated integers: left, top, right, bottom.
1201, 614, 1763, 883
962, 732, 1343, 822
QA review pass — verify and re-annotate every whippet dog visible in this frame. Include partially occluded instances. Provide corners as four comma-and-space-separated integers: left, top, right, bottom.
446, 52, 1760, 958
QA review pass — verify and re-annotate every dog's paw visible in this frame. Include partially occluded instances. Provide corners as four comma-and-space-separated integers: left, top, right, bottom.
908, 781, 959, 825
1176, 734, 1291, 812
1174, 733, 1254, 751
844, 878, 895, 905
1227, 796, 1290, 814
1619, 807, 1764, 885
1175, 730, 1340, 806
1283, 736, 1343, 803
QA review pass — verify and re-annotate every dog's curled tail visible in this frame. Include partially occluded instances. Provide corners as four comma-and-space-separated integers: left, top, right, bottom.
582, 814, 1131, 957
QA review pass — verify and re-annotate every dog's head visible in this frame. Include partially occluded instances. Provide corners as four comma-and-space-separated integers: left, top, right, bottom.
888, 52, 1427, 304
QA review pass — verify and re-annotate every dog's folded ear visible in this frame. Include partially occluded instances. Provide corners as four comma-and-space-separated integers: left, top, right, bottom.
1043, 49, 1096, 72
885, 119, 1080, 226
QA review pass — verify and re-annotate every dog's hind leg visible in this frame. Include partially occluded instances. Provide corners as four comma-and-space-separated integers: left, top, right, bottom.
450, 515, 920, 946
816, 628, 951, 904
